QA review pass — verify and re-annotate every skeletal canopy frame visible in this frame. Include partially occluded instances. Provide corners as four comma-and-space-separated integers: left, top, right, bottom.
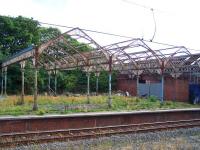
1, 28, 200, 109
104, 39, 200, 75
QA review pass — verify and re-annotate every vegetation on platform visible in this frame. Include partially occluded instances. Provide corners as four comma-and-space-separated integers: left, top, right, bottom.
0, 95, 198, 116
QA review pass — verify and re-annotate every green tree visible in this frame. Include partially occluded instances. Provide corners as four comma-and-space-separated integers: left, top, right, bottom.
0, 15, 61, 95
39, 27, 61, 43
0, 16, 40, 56
0, 15, 118, 110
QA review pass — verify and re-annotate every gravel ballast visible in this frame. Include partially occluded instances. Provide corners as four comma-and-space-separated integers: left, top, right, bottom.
4, 127, 200, 150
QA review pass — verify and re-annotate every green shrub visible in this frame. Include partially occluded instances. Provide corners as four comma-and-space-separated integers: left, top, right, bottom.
148, 96, 158, 102
36, 109, 46, 115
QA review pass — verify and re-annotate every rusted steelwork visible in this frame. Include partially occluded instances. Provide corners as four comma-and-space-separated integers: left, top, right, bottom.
1, 27, 200, 104
3, 28, 200, 74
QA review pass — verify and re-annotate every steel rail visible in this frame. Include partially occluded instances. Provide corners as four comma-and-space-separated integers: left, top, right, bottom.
1, 119, 200, 148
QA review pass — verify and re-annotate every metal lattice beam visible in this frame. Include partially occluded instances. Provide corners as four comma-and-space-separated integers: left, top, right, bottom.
2, 28, 200, 76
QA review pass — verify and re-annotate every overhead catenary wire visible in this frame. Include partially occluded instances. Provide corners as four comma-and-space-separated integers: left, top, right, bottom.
122, 0, 168, 13
38, 21, 200, 52
39, 22, 133, 39
150, 8, 157, 42
122, 0, 158, 42
120, 0, 200, 52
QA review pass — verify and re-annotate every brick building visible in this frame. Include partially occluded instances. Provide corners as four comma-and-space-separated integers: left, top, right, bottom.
116, 74, 189, 102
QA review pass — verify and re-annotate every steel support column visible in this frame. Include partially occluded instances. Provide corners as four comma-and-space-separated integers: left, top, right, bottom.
33, 68, 38, 110
136, 75, 139, 96
108, 56, 112, 108
20, 61, 26, 104
4, 67, 7, 97
33, 49, 39, 111
86, 72, 90, 104
174, 76, 177, 101
161, 61, 165, 103
48, 71, 51, 95
108, 72, 112, 106
1, 68, 4, 96
54, 69, 57, 96
95, 72, 100, 96
161, 75, 164, 102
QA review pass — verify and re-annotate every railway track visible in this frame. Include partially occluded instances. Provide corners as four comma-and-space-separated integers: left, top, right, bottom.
1, 119, 200, 148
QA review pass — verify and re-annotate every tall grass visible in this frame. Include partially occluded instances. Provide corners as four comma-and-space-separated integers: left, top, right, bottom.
0, 95, 198, 116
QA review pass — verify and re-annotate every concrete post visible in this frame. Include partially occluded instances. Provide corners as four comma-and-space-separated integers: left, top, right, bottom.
33, 67, 38, 111
86, 72, 90, 104
4, 67, 7, 97
1, 68, 4, 96
20, 61, 26, 104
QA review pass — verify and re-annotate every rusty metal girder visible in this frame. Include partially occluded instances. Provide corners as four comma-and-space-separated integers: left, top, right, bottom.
2, 28, 200, 77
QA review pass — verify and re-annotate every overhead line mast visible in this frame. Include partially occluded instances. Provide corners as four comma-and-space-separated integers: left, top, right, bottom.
122, 0, 158, 42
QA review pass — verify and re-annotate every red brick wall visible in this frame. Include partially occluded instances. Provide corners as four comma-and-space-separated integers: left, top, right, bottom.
116, 74, 189, 102
1, 110, 200, 134
164, 77, 189, 102
116, 74, 137, 96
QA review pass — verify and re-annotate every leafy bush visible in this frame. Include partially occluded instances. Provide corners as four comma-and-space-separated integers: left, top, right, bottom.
148, 96, 158, 102
36, 109, 46, 115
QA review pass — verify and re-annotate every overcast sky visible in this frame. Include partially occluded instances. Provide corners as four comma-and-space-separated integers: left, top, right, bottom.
0, 0, 200, 50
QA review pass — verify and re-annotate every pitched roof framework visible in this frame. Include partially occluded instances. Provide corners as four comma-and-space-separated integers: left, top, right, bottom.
2, 28, 200, 76
103, 39, 200, 76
